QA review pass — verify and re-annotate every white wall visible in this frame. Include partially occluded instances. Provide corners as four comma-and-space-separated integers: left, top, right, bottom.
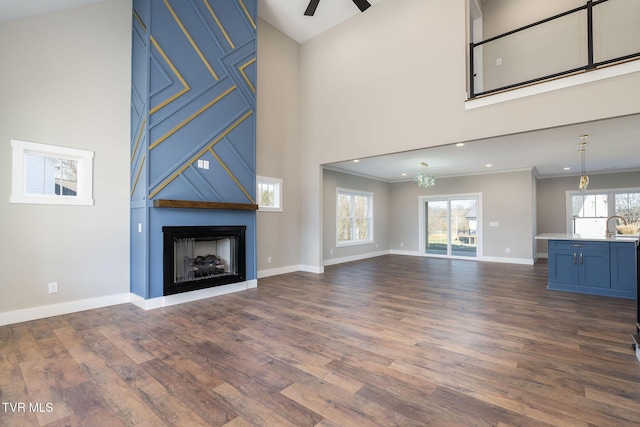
482, 0, 585, 38
296, 0, 640, 270
390, 170, 535, 262
256, 20, 303, 277
0, 0, 131, 316
322, 169, 391, 264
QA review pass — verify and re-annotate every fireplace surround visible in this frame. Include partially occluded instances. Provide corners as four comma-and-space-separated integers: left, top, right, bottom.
162, 226, 246, 296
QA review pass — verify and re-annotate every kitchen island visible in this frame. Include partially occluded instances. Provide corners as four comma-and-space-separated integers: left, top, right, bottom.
536, 233, 639, 299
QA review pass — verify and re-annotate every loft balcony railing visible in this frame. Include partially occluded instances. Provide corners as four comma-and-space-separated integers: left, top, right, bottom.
469, 0, 640, 99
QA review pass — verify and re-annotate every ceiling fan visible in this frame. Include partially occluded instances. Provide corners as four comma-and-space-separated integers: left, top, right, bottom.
304, 0, 372, 16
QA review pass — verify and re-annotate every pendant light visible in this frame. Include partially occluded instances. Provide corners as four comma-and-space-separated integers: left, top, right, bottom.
414, 162, 436, 189
578, 134, 589, 192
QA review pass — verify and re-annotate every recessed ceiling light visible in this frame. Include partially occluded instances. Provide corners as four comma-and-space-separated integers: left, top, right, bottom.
353, 159, 360, 163
401, 173, 407, 176
564, 167, 571, 170
456, 143, 464, 147
485, 164, 493, 167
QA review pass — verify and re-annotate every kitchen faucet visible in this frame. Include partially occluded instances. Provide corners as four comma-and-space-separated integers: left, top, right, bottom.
605, 215, 627, 238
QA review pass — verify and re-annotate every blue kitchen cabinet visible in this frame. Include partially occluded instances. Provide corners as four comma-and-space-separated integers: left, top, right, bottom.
610, 242, 637, 295
547, 240, 636, 298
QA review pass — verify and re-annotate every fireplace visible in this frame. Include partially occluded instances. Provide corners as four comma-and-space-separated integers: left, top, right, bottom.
163, 226, 246, 296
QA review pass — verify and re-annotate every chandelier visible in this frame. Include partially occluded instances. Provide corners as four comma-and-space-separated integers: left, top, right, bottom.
578, 134, 589, 192
414, 162, 436, 189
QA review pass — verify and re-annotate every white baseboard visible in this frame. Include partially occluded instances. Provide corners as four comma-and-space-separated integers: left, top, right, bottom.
390, 249, 421, 257
298, 264, 324, 274
0, 280, 260, 326
258, 265, 302, 279
130, 280, 257, 310
323, 250, 391, 266
479, 256, 534, 265
389, 250, 534, 265
0, 293, 131, 327
259, 264, 326, 276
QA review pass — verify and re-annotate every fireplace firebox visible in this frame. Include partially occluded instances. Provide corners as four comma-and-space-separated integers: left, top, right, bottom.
163, 226, 246, 296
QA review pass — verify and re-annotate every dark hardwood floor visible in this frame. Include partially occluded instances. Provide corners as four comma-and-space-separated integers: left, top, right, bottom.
2, 255, 639, 426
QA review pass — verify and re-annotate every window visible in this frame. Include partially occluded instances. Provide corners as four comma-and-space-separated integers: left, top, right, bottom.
11, 139, 94, 206
336, 188, 373, 246
567, 189, 640, 234
256, 176, 282, 212
420, 195, 480, 258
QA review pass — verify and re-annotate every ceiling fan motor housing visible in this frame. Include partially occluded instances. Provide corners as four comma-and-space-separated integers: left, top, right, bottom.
304, 0, 372, 16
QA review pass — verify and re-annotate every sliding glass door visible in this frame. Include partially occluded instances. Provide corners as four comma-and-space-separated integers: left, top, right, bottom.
422, 195, 480, 258
425, 200, 448, 255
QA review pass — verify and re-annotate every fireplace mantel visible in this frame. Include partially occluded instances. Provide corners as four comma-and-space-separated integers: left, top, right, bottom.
153, 199, 259, 211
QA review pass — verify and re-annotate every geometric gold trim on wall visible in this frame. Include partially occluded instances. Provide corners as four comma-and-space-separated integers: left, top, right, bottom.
131, 117, 146, 163
132, 0, 257, 206
202, 0, 235, 49
239, 58, 256, 93
131, 155, 145, 197
163, 0, 219, 80
149, 86, 237, 150
148, 110, 253, 200
238, 0, 256, 29
149, 36, 190, 115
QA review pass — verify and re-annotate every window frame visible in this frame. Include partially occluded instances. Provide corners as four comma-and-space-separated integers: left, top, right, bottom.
565, 187, 640, 233
256, 175, 283, 212
10, 139, 94, 206
336, 187, 374, 247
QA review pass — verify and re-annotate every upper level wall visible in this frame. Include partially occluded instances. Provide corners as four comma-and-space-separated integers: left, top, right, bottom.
479, 0, 640, 95
300, 0, 640, 166
482, 0, 585, 38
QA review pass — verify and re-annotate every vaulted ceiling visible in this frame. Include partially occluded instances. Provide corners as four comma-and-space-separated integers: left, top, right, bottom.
258, 0, 387, 43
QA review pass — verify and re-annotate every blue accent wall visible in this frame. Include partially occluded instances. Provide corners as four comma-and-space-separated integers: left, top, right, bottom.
130, 0, 257, 299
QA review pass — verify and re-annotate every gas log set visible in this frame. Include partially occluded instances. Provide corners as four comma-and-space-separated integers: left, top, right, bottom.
187, 254, 227, 278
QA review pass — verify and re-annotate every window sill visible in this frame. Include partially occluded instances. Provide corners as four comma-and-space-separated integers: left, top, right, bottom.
257, 207, 283, 213
336, 240, 374, 248
10, 195, 94, 206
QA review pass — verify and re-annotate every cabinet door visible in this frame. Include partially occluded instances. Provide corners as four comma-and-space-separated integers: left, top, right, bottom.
579, 249, 610, 288
548, 244, 579, 286
610, 242, 637, 292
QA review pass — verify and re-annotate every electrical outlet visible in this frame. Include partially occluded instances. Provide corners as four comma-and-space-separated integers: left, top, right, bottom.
267, 256, 272, 264
506, 248, 510, 254
400, 242, 404, 247
329, 249, 333, 255
496, 57, 502, 66
48, 282, 58, 294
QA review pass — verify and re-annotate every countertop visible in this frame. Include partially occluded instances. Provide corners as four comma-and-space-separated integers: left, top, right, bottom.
536, 232, 640, 242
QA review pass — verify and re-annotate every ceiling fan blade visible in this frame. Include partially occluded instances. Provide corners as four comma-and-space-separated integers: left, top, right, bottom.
304, 0, 321, 16
352, 0, 371, 12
